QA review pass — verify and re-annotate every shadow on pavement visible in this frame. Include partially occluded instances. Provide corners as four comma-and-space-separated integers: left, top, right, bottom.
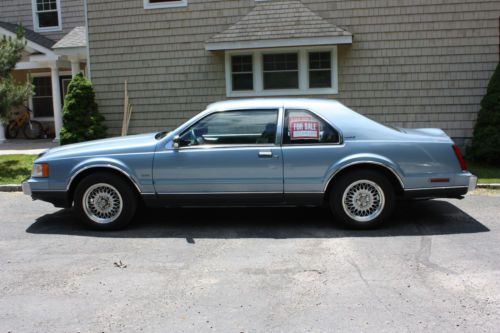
26, 199, 489, 239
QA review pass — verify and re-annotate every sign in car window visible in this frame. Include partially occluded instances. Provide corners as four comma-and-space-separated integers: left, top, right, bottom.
288, 114, 321, 140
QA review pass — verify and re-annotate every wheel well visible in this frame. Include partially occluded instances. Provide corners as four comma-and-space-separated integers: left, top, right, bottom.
67, 167, 142, 205
325, 164, 404, 198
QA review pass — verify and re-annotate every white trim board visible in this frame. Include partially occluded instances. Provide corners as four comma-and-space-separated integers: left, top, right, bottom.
206, 36, 352, 51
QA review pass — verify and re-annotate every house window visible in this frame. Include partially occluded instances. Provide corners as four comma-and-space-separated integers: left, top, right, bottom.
32, 77, 53, 118
30, 74, 72, 119
144, 0, 188, 9
263, 53, 299, 90
32, 0, 61, 32
309, 52, 331, 88
231, 55, 253, 91
225, 46, 338, 97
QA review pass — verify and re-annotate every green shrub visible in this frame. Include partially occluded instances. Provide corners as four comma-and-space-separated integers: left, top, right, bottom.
60, 73, 106, 145
468, 63, 500, 165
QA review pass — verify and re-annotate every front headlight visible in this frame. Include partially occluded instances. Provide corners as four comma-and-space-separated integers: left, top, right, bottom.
32, 163, 49, 178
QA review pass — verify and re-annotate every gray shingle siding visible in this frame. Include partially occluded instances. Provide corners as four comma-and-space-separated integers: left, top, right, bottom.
87, 0, 500, 141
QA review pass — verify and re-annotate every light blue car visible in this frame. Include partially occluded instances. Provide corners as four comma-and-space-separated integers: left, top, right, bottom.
22, 98, 477, 230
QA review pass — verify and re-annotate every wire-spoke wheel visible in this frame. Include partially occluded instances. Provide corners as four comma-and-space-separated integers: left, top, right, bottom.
342, 180, 385, 222
74, 172, 138, 230
83, 183, 123, 224
329, 169, 395, 229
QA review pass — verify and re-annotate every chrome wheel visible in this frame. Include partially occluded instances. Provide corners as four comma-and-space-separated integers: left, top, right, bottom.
82, 183, 123, 224
342, 179, 385, 222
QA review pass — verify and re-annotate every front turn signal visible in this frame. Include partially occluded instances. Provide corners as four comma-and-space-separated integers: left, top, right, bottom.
32, 163, 49, 178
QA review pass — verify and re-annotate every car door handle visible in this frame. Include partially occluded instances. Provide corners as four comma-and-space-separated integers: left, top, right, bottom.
258, 151, 279, 159
258, 151, 273, 158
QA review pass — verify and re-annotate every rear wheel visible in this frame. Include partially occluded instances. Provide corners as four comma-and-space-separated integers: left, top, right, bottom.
74, 172, 138, 230
5, 121, 19, 139
329, 169, 395, 229
23, 120, 43, 139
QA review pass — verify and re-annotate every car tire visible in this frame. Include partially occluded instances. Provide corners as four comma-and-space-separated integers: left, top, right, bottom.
74, 172, 138, 230
329, 169, 395, 229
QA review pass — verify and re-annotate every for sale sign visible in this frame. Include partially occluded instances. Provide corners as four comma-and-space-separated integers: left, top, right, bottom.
289, 115, 320, 140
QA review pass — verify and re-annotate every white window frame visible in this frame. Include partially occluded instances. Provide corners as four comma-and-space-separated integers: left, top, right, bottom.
225, 46, 338, 97
28, 71, 71, 121
31, 0, 62, 32
143, 0, 188, 9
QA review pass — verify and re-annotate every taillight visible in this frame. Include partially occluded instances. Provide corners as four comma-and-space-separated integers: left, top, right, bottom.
452, 145, 467, 171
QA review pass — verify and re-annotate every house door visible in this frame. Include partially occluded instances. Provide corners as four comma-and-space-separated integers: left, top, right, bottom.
31, 75, 72, 119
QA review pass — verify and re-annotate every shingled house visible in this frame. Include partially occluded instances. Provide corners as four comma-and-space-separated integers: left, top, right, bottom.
0, 0, 88, 142
2, 0, 500, 147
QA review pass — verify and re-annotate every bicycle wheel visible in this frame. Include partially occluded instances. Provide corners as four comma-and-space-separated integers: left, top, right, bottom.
5, 120, 19, 139
23, 120, 43, 139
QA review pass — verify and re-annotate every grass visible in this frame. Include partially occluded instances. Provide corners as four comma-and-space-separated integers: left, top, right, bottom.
0, 155, 37, 185
467, 160, 500, 184
0, 154, 498, 186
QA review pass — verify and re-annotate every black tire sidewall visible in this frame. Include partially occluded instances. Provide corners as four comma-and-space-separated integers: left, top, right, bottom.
329, 169, 395, 229
74, 172, 138, 230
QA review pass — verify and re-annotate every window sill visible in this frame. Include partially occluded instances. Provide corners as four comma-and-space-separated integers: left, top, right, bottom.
34, 26, 62, 33
143, 0, 188, 9
228, 88, 338, 98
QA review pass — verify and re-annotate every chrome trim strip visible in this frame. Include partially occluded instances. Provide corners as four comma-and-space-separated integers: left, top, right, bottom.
404, 186, 468, 191
324, 161, 405, 192
66, 164, 142, 193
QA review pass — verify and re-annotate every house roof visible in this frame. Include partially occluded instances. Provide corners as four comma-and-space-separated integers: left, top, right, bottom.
206, 0, 352, 51
0, 21, 56, 50
53, 26, 86, 49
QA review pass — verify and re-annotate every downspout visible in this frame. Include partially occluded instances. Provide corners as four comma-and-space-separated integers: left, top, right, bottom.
84, 0, 91, 81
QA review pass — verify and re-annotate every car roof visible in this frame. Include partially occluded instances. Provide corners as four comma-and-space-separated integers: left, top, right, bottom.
205, 98, 346, 112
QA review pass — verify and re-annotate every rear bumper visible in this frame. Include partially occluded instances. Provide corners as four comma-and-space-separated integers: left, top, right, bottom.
403, 174, 477, 199
22, 180, 70, 208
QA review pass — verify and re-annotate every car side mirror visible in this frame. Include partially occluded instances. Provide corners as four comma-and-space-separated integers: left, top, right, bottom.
172, 135, 181, 149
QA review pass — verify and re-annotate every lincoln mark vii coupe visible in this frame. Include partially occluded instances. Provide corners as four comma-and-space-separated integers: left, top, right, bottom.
23, 98, 477, 230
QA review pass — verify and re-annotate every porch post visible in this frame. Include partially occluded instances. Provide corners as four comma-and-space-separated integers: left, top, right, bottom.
50, 63, 63, 142
70, 58, 80, 77
0, 125, 5, 143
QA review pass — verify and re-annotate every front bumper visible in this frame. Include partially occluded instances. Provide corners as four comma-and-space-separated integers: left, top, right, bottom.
22, 179, 32, 196
22, 179, 70, 208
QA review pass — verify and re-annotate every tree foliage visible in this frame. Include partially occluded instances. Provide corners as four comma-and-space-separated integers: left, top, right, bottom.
0, 25, 33, 122
60, 73, 107, 145
468, 63, 500, 165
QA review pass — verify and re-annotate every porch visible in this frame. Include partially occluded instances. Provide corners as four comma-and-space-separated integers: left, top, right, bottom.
0, 23, 88, 143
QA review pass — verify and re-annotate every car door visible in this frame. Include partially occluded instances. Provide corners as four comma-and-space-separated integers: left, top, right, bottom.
153, 109, 284, 205
281, 108, 344, 205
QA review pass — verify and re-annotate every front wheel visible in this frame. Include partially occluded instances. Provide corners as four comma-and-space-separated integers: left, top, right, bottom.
74, 172, 138, 230
329, 169, 395, 229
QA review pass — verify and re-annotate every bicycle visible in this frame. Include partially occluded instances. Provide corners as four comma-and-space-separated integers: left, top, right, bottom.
5, 106, 44, 139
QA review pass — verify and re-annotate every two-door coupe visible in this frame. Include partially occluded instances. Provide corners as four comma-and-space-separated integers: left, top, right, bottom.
23, 98, 477, 230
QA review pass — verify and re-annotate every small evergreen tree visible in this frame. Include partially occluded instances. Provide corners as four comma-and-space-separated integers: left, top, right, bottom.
0, 25, 33, 122
468, 63, 500, 165
60, 73, 107, 145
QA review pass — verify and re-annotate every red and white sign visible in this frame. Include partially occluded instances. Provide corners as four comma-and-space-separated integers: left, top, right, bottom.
289, 115, 320, 140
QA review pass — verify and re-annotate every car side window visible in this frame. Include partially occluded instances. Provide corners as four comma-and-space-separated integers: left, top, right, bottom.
179, 110, 278, 146
283, 109, 339, 145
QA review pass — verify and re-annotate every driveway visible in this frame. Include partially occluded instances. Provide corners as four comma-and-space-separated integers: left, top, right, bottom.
1, 191, 499, 332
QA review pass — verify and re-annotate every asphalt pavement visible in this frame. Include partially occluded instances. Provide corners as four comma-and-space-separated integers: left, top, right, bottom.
0, 191, 499, 332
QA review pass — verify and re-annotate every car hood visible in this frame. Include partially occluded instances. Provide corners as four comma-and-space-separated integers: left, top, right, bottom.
39, 133, 159, 160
